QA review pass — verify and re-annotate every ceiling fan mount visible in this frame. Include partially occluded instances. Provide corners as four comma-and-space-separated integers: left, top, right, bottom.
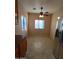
40, 6, 43, 15
40, 6, 49, 16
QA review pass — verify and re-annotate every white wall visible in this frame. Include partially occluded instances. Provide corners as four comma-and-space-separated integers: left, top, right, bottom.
15, 0, 28, 36
28, 13, 51, 37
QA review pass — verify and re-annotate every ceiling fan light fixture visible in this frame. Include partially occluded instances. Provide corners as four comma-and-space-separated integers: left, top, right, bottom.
39, 14, 44, 18
39, 11, 44, 18
39, 7, 44, 18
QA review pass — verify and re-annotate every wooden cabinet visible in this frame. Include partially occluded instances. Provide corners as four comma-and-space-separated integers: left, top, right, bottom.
15, 35, 27, 57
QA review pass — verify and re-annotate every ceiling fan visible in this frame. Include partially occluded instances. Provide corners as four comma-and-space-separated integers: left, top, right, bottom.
39, 6, 49, 17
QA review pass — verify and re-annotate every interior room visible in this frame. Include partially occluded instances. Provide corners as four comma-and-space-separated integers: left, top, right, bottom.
15, 0, 63, 59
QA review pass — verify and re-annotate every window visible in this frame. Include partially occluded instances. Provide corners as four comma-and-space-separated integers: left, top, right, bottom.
35, 20, 44, 29
21, 16, 27, 31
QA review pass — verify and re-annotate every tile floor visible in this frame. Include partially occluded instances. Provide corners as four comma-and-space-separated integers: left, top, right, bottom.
16, 36, 55, 59
25, 36, 55, 59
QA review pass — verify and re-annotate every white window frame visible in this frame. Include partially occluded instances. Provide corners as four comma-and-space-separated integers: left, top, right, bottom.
35, 20, 45, 29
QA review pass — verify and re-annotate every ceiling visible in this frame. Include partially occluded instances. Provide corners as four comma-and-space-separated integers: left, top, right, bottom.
19, 0, 63, 14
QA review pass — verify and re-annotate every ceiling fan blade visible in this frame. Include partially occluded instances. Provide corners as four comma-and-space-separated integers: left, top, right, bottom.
44, 12, 49, 16
44, 14, 48, 16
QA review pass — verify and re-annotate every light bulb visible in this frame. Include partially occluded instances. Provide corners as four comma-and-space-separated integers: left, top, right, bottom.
39, 15, 44, 18
57, 16, 60, 20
